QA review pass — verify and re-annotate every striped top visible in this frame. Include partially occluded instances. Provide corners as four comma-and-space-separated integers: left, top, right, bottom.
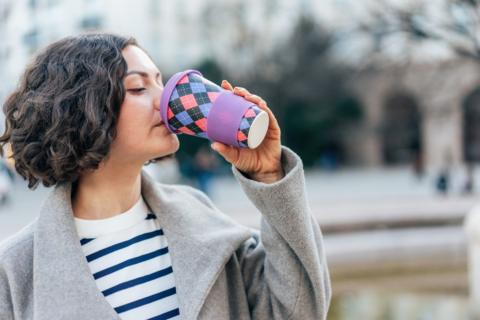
74, 196, 180, 320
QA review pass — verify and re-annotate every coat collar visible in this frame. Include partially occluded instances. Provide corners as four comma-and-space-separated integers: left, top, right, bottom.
33, 170, 252, 319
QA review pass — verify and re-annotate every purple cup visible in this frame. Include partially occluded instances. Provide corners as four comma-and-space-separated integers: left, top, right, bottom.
159, 70, 269, 149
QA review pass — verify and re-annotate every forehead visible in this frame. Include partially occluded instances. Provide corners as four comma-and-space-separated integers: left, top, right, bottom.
122, 45, 157, 73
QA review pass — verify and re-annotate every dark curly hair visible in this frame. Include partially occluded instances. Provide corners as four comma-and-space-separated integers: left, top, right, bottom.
0, 33, 171, 189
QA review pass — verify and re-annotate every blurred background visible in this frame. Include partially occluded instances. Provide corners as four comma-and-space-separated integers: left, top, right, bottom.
2, 0, 480, 318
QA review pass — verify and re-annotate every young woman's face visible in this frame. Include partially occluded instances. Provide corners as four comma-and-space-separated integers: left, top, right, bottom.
108, 45, 179, 165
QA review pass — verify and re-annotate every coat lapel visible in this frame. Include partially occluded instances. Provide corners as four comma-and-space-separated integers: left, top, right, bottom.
33, 182, 120, 319
33, 170, 252, 320
140, 171, 253, 319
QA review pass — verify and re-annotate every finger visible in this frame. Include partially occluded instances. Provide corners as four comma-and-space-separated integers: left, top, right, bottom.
243, 94, 271, 116
254, 99, 280, 131
221, 80, 234, 91
239, 93, 279, 131
220, 82, 229, 91
211, 142, 240, 163
244, 94, 265, 105
233, 87, 250, 97
231, 89, 280, 134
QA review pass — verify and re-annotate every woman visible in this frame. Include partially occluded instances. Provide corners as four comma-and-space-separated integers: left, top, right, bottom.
0, 34, 331, 320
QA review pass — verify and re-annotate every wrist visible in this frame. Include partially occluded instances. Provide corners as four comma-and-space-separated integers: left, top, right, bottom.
248, 168, 285, 184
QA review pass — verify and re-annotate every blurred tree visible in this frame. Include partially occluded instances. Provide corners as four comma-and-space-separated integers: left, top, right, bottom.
194, 58, 225, 84
347, 0, 480, 62
242, 16, 363, 167
174, 16, 363, 170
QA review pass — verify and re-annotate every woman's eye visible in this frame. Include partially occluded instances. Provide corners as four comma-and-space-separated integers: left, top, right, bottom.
128, 88, 146, 93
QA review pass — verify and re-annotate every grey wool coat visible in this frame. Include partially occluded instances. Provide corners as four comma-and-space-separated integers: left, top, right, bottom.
0, 146, 331, 319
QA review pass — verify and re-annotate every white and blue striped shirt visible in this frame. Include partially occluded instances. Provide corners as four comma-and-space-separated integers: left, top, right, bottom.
74, 196, 180, 320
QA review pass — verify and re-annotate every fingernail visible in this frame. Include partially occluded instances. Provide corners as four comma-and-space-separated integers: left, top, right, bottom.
210, 143, 217, 151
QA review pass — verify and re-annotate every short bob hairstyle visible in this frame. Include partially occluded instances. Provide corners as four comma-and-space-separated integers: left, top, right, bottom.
0, 33, 169, 189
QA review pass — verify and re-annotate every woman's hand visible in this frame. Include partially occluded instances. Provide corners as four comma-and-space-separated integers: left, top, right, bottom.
210, 80, 284, 184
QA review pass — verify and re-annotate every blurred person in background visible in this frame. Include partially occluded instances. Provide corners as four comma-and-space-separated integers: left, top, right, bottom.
192, 145, 219, 197
435, 167, 450, 195
463, 162, 475, 195
0, 157, 14, 206
412, 149, 425, 180
435, 152, 452, 195
0, 144, 15, 206
0, 33, 331, 319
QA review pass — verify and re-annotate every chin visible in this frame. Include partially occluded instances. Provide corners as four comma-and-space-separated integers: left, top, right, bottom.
169, 137, 180, 153
153, 140, 180, 159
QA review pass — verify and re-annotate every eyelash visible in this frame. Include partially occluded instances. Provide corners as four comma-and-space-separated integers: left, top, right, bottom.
128, 88, 146, 93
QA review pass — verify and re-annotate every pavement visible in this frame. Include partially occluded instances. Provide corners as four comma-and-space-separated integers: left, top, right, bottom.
1, 165, 479, 242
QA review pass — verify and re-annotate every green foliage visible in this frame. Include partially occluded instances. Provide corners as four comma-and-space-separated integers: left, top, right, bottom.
194, 58, 225, 84
283, 96, 362, 166
243, 15, 364, 167
175, 15, 363, 169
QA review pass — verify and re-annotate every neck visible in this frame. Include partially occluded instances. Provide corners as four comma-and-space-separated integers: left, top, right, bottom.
72, 158, 143, 220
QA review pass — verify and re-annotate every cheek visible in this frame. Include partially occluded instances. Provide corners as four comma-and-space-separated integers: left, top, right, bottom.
116, 98, 152, 143
120, 96, 153, 123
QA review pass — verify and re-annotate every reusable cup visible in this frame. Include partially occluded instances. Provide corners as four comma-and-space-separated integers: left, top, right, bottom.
159, 70, 269, 149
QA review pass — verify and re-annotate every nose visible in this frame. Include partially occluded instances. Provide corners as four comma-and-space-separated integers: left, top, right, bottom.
153, 84, 163, 112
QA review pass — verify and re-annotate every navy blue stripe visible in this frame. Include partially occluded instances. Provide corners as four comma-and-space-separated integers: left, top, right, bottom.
80, 238, 95, 246
114, 287, 177, 314
102, 266, 173, 296
148, 308, 180, 320
146, 213, 157, 220
93, 247, 169, 280
86, 229, 163, 262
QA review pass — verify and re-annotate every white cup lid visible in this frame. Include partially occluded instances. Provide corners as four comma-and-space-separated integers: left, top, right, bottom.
247, 110, 269, 149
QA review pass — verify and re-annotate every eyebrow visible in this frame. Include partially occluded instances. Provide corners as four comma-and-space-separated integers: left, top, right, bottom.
125, 70, 162, 79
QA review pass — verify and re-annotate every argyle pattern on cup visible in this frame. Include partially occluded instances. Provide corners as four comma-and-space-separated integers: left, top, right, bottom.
166, 73, 261, 147
238, 105, 263, 148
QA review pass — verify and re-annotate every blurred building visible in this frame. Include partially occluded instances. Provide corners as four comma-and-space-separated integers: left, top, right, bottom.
0, 0, 326, 104
1, 0, 478, 171
346, 58, 480, 171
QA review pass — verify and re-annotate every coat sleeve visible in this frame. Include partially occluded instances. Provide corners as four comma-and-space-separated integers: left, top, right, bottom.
0, 264, 14, 320
231, 146, 331, 320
